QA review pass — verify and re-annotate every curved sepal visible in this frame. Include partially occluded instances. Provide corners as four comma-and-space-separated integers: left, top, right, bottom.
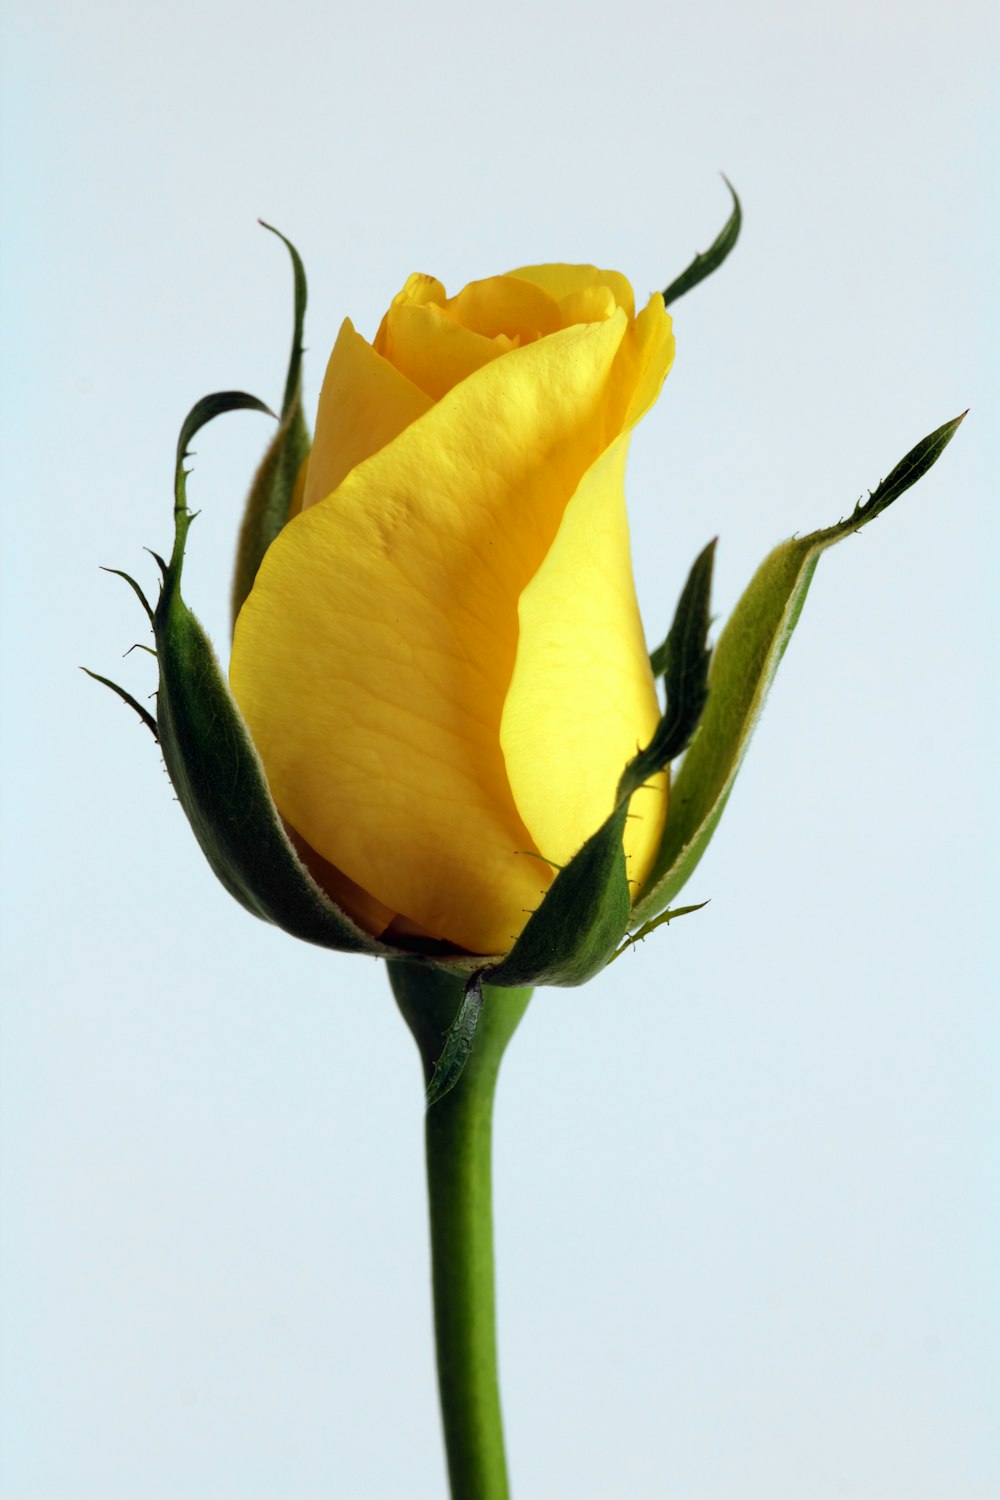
488, 807, 632, 988
230, 224, 312, 629
489, 541, 716, 988
80, 666, 159, 739
425, 971, 486, 1106
632, 413, 967, 925
389, 959, 532, 1107
661, 176, 742, 308
149, 392, 402, 955
612, 900, 709, 960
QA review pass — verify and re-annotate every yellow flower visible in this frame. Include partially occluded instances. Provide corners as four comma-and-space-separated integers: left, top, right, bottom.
229, 265, 675, 956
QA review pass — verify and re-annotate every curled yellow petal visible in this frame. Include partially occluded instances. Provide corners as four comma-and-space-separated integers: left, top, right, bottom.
615, 293, 675, 431
302, 318, 432, 512
509, 263, 636, 321
442, 275, 564, 341
556, 284, 619, 327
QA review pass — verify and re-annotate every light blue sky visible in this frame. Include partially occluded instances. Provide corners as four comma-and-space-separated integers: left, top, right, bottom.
1, 1, 996, 1496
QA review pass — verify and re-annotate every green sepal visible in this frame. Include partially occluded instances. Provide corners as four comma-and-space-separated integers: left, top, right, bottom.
101, 566, 155, 625
661, 176, 742, 309
632, 412, 967, 925
147, 391, 403, 955
611, 900, 709, 960
487, 806, 632, 988
648, 634, 670, 680
389, 959, 532, 1107
489, 540, 716, 989
80, 666, 159, 739
92, 387, 509, 972
425, 971, 486, 1106
230, 224, 311, 630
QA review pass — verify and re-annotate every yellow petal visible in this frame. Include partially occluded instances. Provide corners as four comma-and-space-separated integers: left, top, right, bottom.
302, 318, 433, 512
372, 273, 447, 357
377, 302, 512, 401
500, 433, 667, 892
442, 275, 564, 341
230, 312, 630, 954
284, 820, 399, 935
613, 293, 676, 433
388, 271, 448, 311
556, 284, 618, 327
508, 263, 636, 321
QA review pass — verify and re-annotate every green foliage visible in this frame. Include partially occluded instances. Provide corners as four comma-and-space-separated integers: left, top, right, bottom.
490, 803, 634, 988
661, 177, 742, 308
390, 960, 532, 1108
230, 226, 312, 628
80, 667, 158, 739
490, 540, 716, 988
153, 393, 391, 952
626, 539, 715, 794
632, 413, 967, 925
425, 973, 486, 1106
612, 901, 709, 960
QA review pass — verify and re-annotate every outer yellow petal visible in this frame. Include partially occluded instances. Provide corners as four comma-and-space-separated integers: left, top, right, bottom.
614, 293, 676, 433
230, 312, 630, 954
302, 318, 433, 512
508, 263, 636, 321
500, 433, 667, 891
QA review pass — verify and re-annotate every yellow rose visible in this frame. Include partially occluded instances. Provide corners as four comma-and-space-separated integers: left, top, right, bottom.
228, 265, 675, 956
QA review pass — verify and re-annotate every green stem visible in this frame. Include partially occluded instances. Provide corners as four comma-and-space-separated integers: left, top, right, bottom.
389, 961, 532, 1500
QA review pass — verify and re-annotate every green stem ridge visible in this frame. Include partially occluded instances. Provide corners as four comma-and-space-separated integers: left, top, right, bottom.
389, 962, 532, 1500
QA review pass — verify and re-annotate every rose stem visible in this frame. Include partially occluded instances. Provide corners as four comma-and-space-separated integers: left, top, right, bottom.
389, 961, 532, 1500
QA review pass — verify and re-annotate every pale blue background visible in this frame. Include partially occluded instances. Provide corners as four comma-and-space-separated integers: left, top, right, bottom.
1, 0, 997, 1496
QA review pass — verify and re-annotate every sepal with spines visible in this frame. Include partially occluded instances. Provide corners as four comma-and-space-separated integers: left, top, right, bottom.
230, 223, 311, 628
632, 413, 967, 927
148, 394, 395, 950
487, 540, 716, 989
